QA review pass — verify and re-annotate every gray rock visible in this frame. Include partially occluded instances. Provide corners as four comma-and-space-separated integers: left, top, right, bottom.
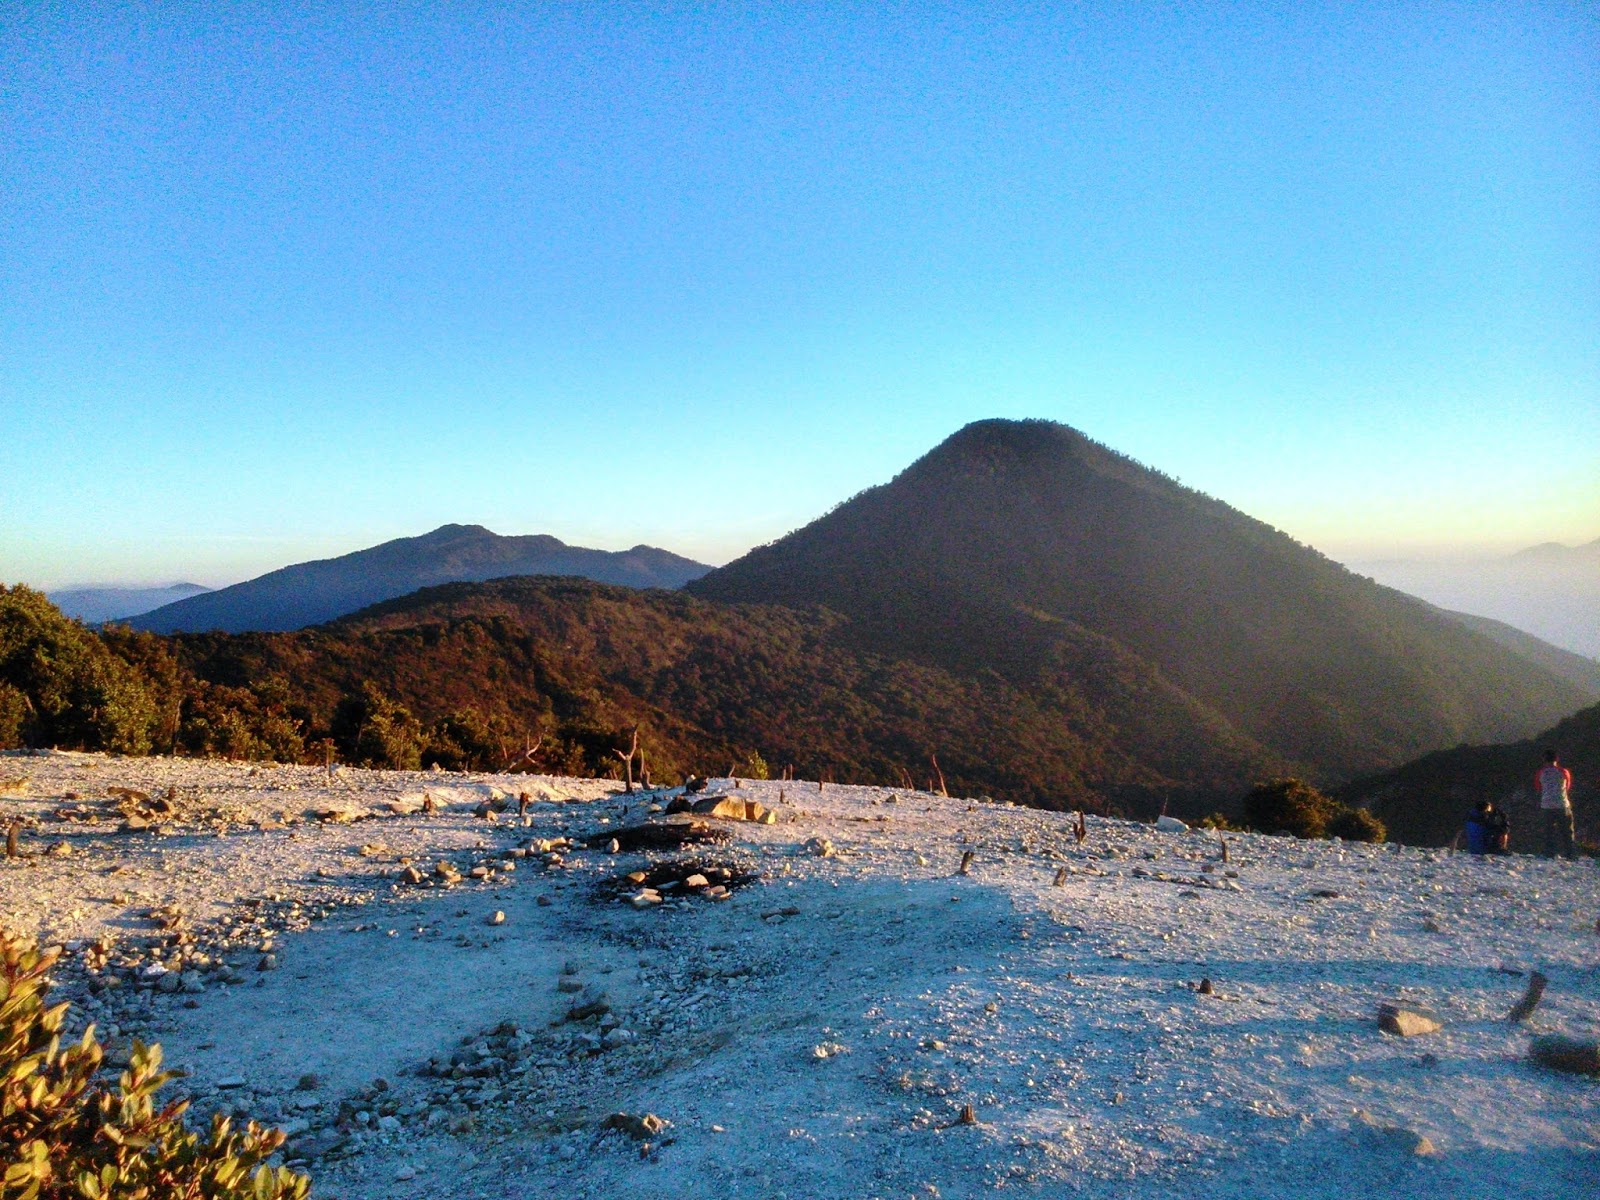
1378, 1003, 1442, 1037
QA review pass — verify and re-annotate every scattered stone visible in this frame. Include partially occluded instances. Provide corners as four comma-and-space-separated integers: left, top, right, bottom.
606, 838, 621, 854
1155, 815, 1189, 833
296, 1073, 321, 1091
487, 910, 505, 926
630, 890, 663, 909
257, 954, 279, 972
215, 1076, 246, 1089
568, 987, 611, 1021
1378, 1003, 1442, 1037
400, 865, 426, 886
394, 1165, 417, 1181
805, 837, 835, 858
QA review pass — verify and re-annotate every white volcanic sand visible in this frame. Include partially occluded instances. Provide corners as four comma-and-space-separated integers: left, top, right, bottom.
1, 752, 1596, 1199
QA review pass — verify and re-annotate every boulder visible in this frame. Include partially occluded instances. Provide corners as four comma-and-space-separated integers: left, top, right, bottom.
1378, 1003, 1442, 1037
691, 795, 776, 823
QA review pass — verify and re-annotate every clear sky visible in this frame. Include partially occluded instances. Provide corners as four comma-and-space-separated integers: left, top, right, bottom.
3, 3, 1596, 587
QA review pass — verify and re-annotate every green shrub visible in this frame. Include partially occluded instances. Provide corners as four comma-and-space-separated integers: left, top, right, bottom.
0, 587, 170, 755
423, 708, 505, 771
1242, 777, 1339, 838
1326, 806, 1386, 843
0, 933, 310, 1199
330, 682, 422, 770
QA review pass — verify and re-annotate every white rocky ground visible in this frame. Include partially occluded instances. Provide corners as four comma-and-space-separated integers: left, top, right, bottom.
1, 751, 1596, 1199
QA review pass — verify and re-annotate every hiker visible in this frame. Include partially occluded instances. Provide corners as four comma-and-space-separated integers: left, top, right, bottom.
1535, 750, 1576, 860
1463, 800, 1509, 855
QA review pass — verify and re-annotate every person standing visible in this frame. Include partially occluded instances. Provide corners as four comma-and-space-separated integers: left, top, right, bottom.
1535, 749, 1575, 860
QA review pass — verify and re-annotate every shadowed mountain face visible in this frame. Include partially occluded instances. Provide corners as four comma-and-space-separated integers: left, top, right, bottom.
130, 525, 711, 634
1439, 609, 1600, 697
690, 419, 1595, 782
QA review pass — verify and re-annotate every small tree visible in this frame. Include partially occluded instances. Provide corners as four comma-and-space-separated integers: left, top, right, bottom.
1243, 777, 1338, 839
0, 933, 310, 1198
330, 682, 423, 770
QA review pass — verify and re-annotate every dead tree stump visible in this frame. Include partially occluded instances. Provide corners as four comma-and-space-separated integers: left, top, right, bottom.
1507, 971, 1549, 1023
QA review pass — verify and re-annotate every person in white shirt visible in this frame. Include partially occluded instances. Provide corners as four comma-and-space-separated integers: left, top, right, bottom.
1535, 749, 1575, 860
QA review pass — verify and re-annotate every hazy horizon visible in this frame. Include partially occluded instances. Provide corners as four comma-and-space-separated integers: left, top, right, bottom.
23, 513, 1600, 595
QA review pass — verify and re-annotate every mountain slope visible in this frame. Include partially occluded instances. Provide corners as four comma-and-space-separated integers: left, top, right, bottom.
690, 419, 1591, 781
1439, 608, 1600, 697
49, 583, 210, 624
172, 575, 1283, 808
130, 525, 711, 633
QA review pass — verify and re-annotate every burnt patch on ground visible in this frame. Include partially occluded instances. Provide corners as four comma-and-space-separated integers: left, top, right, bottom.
588, 821, 733, 852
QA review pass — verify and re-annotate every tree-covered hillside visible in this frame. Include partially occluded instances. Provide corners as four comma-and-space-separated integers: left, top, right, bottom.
691, 419, 1595, 779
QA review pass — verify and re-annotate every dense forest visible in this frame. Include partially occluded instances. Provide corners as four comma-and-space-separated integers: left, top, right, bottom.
2, 579, 1279, 814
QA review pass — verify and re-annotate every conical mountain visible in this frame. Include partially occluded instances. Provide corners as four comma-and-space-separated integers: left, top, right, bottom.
690, 419, 1594, 780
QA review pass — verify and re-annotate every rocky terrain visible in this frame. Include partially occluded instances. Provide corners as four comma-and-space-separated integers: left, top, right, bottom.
1, 752, 1596, 1199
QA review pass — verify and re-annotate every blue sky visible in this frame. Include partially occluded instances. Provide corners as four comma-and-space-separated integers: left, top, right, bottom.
3, 3, 1596, 587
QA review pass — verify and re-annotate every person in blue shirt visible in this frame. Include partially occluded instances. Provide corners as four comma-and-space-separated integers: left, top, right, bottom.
1463, 800, 1509, 855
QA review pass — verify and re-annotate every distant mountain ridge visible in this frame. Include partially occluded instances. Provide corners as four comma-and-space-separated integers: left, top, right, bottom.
49, 582, 211, 625
129, 525, 711, 633
690, 418, 1596, 783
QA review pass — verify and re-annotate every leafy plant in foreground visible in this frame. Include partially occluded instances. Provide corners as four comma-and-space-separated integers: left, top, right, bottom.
0, 933, 309, 1199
